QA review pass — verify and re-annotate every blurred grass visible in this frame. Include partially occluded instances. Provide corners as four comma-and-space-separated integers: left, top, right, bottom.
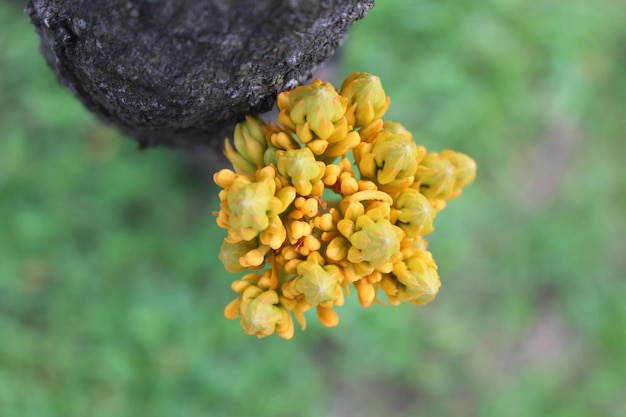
1, 1, 626, 416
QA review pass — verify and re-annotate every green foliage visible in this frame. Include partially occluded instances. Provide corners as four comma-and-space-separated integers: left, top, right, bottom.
1, 0, 625, 416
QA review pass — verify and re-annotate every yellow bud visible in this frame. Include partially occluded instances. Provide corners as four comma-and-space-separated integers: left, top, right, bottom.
340, 72, 390, 127
323, 163, 341, 185
288, 220, 311, 242
213, 169, 237, 188
285, 259, 302, 274
219, 240, 259, 272
307, 138, 329, 155
275, 315, 295, 339
326, 236, 349, 261
277, 109, 296, 132
240, 244, 271, 267
233, 117, 267, 167
259, 217, 287, 250
276, 147, 324, 196
441, 150, 477, 188
339, 173, 359, 195
301, 198, 319, 217
269, 131, 300, 150
314, 213, 335, 231
303, 235, 321, 252
281, 245, 300, 261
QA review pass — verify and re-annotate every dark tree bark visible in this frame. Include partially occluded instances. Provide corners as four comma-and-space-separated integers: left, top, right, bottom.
27, 0, 374, 150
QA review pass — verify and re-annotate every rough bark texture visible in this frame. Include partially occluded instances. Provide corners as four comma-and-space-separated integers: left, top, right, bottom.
27, 0, 374, 150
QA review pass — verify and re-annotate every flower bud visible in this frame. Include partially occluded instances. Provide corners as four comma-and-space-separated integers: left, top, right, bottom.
441, 150, 477, 188
392, 188, 436, 238
278, 78, 347, 141
218, 239, 261, 272
355, 122, 422, 192
225, 177, 275, 241
292, 261, 343, 306
392, 249, 441, 305
415, 152, 456, 203
239, 286, 294, 339
340, 72, 390, 127
276, 147, 324, 196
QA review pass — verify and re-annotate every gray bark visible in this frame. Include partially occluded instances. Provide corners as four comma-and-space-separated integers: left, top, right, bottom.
27, 0, 374, 150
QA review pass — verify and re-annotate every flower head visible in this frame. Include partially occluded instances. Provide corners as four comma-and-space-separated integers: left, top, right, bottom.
215, 72, 476, 338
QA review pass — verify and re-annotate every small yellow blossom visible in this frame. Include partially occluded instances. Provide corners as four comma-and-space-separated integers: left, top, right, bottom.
214, 72, 476, 338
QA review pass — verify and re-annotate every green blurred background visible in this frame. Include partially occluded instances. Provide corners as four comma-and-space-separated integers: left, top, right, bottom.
2, 1, 625, 416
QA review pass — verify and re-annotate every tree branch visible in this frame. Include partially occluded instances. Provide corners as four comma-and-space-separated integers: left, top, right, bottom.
26, 0, 374, 150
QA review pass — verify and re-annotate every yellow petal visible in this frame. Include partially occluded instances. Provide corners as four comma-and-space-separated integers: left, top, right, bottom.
275, 311, 295, 340
354, 280, 376, 307
307, 139, 329, 155
276, 186, 297, 212
326, 117, 349, 143
224, 298, 242, 319
296, 122, 314, 143
242, 131, 266, 166
276, 91, 291, 111
380, 274, 398, 297
293, 300, 311, 330
358, 119, 383, 143
357, 154, 377, 178
317, 306, 339, 327
231, 280, 253, 293
290, 99, 307, 124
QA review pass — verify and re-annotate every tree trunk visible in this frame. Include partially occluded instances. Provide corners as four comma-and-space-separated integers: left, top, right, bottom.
27, 0, 374, 150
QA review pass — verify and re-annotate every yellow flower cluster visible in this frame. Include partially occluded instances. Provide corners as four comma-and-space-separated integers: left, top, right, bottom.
214, 72, 476, 339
